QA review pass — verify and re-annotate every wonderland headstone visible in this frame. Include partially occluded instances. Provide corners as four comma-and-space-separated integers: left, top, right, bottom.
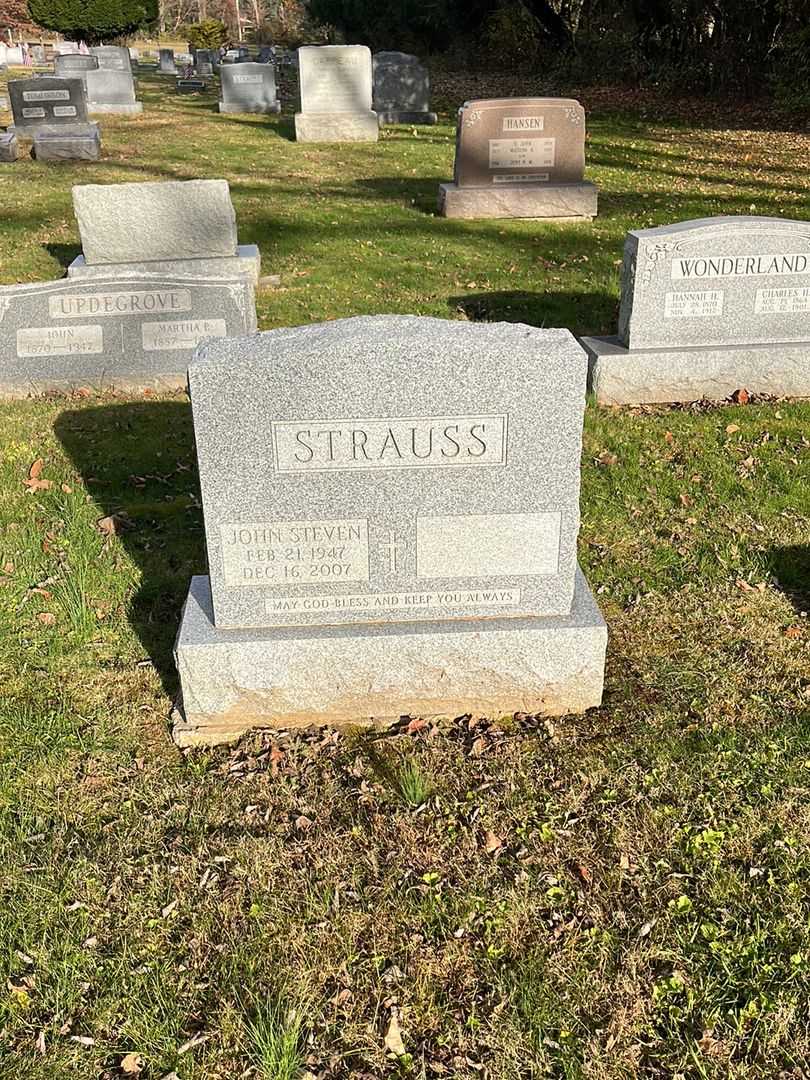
439, 97, 597, 220
68, 179, 261, 284
219, 62, 280, 114
372, 51, 436, 125
172, 315, 607, 746
582, 216, 810, 403
0, 274, 256, 395
295, 45, 378, 142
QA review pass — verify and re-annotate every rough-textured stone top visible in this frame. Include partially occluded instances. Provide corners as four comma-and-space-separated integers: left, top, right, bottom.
90, 45, 132, 71
86, 67, 137, 106
54, 54, 99, 73
372, 51, 430, 113
9, 76, 89, 130
188, 315, 588, 630
298, 45, 373, 114
618, 216, 810, 350
220, 62, 278, 105
454, 97, 586, 188
72, 179, 239, 265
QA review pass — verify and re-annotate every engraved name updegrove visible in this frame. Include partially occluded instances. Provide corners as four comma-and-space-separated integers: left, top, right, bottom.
48, 289, 193, 319
272, 414, 508, 473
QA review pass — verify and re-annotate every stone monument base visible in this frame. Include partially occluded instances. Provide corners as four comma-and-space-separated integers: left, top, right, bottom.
219, 101, 281, 114
0, 132, 18, 162
438, 181, 598, 221
67, 243, 262, 285
377, 110, 437, 125
172, 568, 607, 747
294, 110, 379, 142
32, 124, 101, 162
88, 101, 143, 115
582, 335, 810, 405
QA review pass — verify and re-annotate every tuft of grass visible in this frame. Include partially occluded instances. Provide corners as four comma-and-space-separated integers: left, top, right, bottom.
246, 995, 307, 1080
394, 759, 434, 808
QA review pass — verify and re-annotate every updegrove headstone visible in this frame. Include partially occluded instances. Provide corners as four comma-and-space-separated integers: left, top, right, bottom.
173, 315, 606, 746
68, 179, 261, 284
219, 62, 280, 113
295, 45, 378, 142
582, 216, 810, 403
0, 274, 256, 395
373, 51, 436, 125
439, 97, 597, 220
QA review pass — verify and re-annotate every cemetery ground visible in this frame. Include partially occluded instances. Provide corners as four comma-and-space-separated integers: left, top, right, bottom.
1, 72, 809, 1080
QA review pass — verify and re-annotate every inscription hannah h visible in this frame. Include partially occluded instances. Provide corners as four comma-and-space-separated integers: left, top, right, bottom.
272, 414, 508, 473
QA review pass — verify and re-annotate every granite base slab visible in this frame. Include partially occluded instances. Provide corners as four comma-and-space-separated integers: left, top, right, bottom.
88, 101, 143, 114
582, 334, 810, 404
218, 101, 281, 114
67, 244, 261, 285
0, 132, 18, 162
32, 125, 101, 161
377, 110, 437, 125
294, 110, 379, 142
172, 568, 607, 747
438, 181, 598, 220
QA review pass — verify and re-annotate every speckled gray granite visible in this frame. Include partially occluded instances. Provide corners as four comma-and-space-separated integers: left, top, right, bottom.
72, 179, 238, 264
583, 335, 810, 404
32, 124, 100, 161
67, 244, 261, 284
438, 181, 597, 220
294, 111, 378, 142
219, 62, 280, 113
0, 131, 18, 162
617, 216, 810, 350
86, 68, 142, 114
9, 76, 89, 131
0, 274, 256, 396
188, 315, 588, 630
172, 568, 607, 746
296, 45, 378, 141
373, 51, 436, 125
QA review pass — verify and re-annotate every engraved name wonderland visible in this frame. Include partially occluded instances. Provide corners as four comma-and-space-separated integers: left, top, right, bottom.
272, 415, 508, 473
670, 252, 810, 280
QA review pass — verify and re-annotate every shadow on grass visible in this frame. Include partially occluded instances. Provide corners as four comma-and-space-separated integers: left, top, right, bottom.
44, 242, 81, 270
449, 289, 617, 332
767, 544, 810, 614
54, 400, 202, 694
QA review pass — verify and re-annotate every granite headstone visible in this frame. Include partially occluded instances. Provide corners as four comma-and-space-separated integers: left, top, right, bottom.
9, 75, 93, 131
295, 45, 378, 142
439, 97, 597, 220
583, 216, 810, 403
372, 51, 436, 125
0, 274, 256, 395
219, 62, 280, 113
158, 48, 177, 74
173, 315, 607, 745
86, 66, 142, 114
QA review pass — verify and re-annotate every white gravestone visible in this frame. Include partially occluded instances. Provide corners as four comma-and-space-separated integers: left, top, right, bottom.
219, 62, 280, 114
295, 45, 378, 143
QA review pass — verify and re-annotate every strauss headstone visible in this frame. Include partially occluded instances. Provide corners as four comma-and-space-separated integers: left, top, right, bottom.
173, 315, 607, 746
583, 216, 810, 403
439, 97, 597, 220
372, 51, 436, 125
67, 179, 261, 284
295, 45, 378, 142
219, 62, 280, 114
0, 274, 256, 395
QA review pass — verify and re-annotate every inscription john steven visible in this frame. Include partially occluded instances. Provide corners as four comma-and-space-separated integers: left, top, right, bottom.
221, 518, 370, 588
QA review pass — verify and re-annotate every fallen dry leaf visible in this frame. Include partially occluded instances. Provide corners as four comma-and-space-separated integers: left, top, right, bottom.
725, 423, 740, 434
784, 626, 803, 639
732, 388, 750, 404
24, 459, 52, 492
596, 450, 618, 466
97, 513, 131, 536
484, 829, 504, 854
120, 1052, 144, 1074
404, 717, 427, 735
385, 1014, 406, 1057
37, 612, 56, 626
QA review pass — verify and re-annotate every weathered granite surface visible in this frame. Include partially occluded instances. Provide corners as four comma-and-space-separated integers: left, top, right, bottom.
219, 62, 280, 113
90, 45, 132, 72
158, 49, 177, 74
617, 216, 810, 350
0, 274, 256, 396
372, 51, 436, 125
32, 124, 101, 161
0, 131, 18, 162
439, 181, 597, 220
53, 54, 99, 89
72, 179, 238, 264
86, 68, 142, 114
583, 335, 810, 404
67, 244, 261, 284
9, 76, 89, 131
296, 45, 378, 142
188, 315, 588, 630
173, 568, 607, 745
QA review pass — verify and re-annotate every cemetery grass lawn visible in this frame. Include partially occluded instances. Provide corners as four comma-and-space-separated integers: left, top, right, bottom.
0, 74, 809, 1080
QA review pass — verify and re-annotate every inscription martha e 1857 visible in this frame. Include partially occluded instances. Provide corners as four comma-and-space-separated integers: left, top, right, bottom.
272, 414, 508, 473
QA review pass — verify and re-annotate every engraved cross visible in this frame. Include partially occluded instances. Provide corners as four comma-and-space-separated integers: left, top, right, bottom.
386, 530, 403, 573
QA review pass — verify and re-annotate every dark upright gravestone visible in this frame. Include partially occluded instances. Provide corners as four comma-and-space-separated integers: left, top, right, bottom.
372, 51, 436, 125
